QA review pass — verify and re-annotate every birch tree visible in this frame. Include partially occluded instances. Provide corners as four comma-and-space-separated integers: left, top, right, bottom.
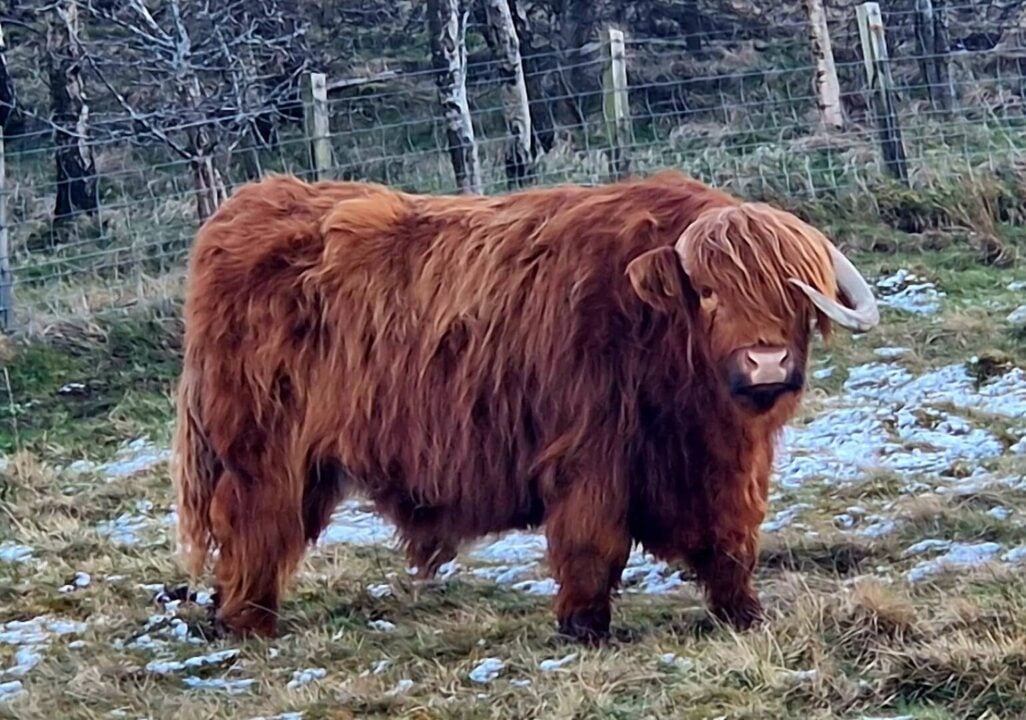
428, 0, 482, 194
803, 0, 844, 131
79, 0, 309, 222
48, 0, 98, 220
0, 20, 14, 134
482, 0, 533, 188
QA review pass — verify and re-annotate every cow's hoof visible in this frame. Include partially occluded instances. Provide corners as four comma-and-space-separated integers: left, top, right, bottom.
214, 608, 280, 639
557, 607, 611, 645
714, 597, 765, 631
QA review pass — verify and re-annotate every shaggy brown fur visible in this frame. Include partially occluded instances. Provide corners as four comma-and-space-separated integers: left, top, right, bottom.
173, 170, 845, 640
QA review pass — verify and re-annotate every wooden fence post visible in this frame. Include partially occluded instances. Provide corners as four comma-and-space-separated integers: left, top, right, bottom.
857, 2, 910, 185
0, 127, 12, 332
914, 0, 956, 113
302, 72, 332, 181
602, 27, 631, 181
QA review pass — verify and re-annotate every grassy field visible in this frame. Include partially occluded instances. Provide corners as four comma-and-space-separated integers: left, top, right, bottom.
2, 222, 1026, 719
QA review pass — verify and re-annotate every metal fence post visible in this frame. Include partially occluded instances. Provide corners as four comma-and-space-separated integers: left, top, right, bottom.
602, 27, 631, 181
302, 72, 332, 181
857, 2, 910, 185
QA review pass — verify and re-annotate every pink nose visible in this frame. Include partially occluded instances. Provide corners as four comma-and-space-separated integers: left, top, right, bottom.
742, 347, 791, 386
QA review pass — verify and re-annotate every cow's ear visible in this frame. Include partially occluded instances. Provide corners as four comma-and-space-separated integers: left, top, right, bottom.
627, 247, 697, 313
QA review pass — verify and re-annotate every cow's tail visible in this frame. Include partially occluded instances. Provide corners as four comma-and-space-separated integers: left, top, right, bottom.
171, 366, 220, 578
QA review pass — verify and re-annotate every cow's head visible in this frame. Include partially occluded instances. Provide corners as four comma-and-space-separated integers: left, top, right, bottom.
627, 203, 878, 416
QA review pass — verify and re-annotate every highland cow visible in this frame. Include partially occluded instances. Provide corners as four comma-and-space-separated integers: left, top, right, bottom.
173, 170, 879, 641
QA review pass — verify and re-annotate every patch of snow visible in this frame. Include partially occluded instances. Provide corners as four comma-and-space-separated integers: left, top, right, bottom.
145, 649, 238, 675
181, 677, 255, 694
0, 617, 87, 645
249, 714, 304, 720
65, 459, 96, 475
0, 543, 32, 564
510, 678, 533, 687
511, 578, 559, 595
0, 681, 23, 702
761, 503, 811, 533
812, 367, 834, 380
470, 531, 547, 564
783, 669, 819, 683
620, 559, 685, 594
318, 501, 397, 547
96, 513, 152, 546
1007, 305, 1026, 326
858, 518, 899, 539
657, 653, 694, 670
287, 667, 327, 690
368, 620, 396, 632
833, 513, 856, 529
468, 657, 505, 684
538, 653, 577, 672
471, 564, 536, 585
3, 647, 43, 678
99, 438, 171, 480
873, 347, 911, 360
366, 583, 393, 599
875, 270, 945, 316
777, 360, 1026, 489
906, 542, 1003, 582
1007, 280, 1026, 291
987, 507, 1012, 520
59, 571, 92, 593
386, 679, 414, 696
1001, 546, 1026, 564
362, 659, 391, 676
902, 539, 952, 557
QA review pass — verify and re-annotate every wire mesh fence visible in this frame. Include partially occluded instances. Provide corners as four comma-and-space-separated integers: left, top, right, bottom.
3, 2, 1026, 328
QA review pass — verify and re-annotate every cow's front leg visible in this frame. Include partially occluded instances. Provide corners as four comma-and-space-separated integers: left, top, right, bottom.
545, 481, 631, 643
688, 528, 764, 630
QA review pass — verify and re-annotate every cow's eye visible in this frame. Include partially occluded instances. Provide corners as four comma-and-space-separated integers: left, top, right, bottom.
699, 287, 715, 299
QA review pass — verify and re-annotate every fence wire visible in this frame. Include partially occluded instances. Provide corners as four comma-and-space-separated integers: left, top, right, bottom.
3, 5, 1026, 325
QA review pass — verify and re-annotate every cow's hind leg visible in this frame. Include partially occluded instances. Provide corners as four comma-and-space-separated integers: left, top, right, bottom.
687, 529, 763, 630
302, 458, 349, 544
545, 482, 630, 643
209, 460, 306, 637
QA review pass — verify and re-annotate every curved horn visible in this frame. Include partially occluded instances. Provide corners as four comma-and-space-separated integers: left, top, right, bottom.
788, 244, 880, 332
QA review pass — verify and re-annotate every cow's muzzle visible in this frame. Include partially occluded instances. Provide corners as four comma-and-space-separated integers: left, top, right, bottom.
727, 346, 803, 411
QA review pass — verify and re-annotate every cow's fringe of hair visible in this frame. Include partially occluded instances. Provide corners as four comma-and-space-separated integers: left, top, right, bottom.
680, 203, 837, 333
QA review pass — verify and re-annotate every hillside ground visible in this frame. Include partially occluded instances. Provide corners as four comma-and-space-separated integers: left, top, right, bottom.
1, 229, 1026, 719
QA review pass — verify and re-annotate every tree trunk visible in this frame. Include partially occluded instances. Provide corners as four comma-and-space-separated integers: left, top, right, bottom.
428, 0, 482, 194
555, 0, 592, 130
804, 0, 844, 131
482, 0, 533, 189
48, 0, 98, 221
0, 20, 15, 133
915, 0, 956, 113
183, 74, 227, 222
191, 153, 227, 223
510, 0, 554, 154
679, 0, 703, 53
